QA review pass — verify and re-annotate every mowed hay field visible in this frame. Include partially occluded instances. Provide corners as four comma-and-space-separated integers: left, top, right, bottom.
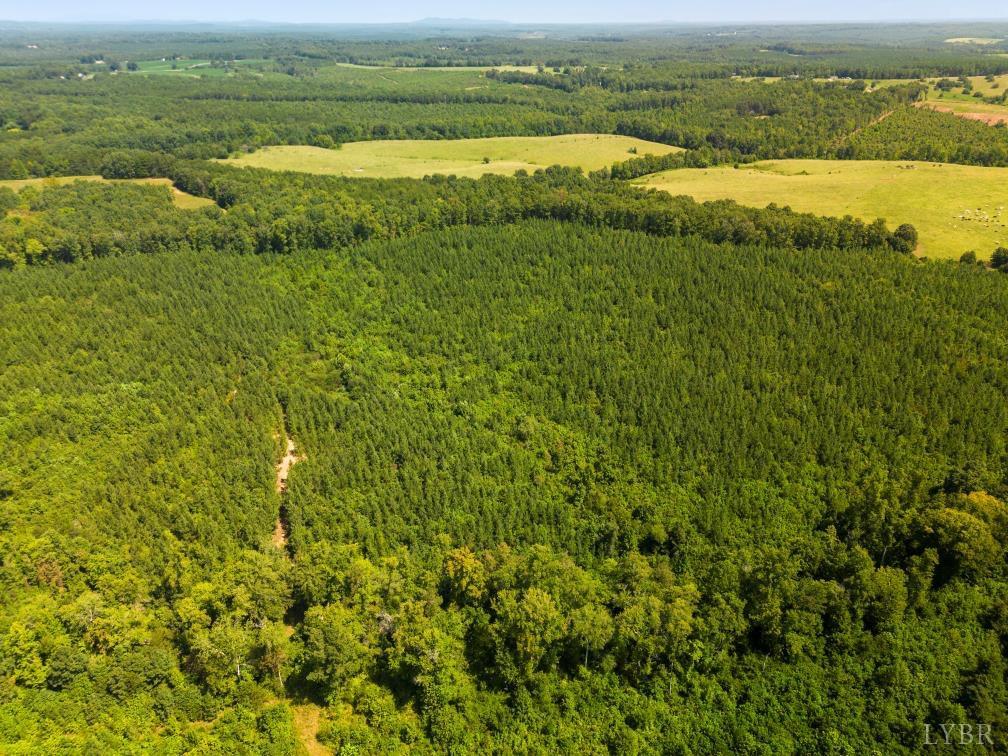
221, 135, 683, 179
635, 160, 1008, 259
0, 176, 215, 209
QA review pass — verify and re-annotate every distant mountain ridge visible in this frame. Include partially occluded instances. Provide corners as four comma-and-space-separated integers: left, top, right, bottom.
413, 17, 513, 26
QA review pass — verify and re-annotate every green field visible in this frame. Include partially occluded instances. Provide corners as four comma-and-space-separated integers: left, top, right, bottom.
0, 176, 215, 209
636, 160, 1008, 259
963, 73, 1008, 97
332, 62, 543, 72
131, 58, 269, 77
874, 75, 1008, 122
220, 135, 684, 178
944, 37, 1004, 45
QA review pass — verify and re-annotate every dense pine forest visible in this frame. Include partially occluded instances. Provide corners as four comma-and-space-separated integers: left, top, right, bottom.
2, 20, 1008, 754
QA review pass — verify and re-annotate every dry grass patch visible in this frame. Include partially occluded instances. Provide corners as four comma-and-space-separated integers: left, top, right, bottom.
219, 135, 683, 179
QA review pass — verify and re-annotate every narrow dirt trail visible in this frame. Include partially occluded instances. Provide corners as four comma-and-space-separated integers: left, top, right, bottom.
275, 437, 301, 494
273, 435, 303, 549
273, 419, 328, 751
833, 108, 895, 148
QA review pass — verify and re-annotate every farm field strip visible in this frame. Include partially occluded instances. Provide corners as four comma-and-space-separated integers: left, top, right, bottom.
332, 62, 543, 72
944, 37, 1004, 44
219, 134, 683, 178
635, 159, 1008, 259
131, 58, 270, 76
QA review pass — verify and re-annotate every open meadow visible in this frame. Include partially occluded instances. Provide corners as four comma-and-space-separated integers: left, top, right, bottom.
221, 135, 683, 178
131, 58, 270, 76
636, 159, 1008, 258
331, 62, 543, 72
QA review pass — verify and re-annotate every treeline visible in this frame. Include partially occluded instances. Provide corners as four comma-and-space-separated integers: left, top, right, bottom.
3, 55, 1003, 182
0, 164, 920, 268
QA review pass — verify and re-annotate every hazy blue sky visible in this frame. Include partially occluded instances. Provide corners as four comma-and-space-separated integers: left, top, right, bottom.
1, 0, 1005, 24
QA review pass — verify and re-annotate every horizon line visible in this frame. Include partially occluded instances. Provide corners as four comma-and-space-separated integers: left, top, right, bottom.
3, 17, 1008, 26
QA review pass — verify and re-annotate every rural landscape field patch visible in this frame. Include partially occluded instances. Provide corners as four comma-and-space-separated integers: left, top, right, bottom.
131, 58, 270, 76
636, 160, 1008, 258
220, 135, 683, 178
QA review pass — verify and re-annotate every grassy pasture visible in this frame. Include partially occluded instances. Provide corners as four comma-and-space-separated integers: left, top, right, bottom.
944, 37, 1004, 45
865, 78, 929, 90
963, 74, 1008, 97
332, 62, 542, 73
925, 75, 1008, 123
220, 135, 684, 179
132, 58, 268, 77
862, 74, 1008, 97
635, 160, 1008, 259
309, 63, 566, 98
861, 74, 1008, 101
0, 176, 215, 209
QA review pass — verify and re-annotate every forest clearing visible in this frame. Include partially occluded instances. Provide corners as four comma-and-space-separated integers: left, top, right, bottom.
219, 135, 683, 178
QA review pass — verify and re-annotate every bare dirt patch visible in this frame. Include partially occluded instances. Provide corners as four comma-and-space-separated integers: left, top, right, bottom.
273, 436, 303, 549
275, 437, 302, 494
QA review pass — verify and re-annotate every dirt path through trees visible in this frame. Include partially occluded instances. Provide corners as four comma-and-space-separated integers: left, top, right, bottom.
272, 435, 302, 549
270, 431, 328, 750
